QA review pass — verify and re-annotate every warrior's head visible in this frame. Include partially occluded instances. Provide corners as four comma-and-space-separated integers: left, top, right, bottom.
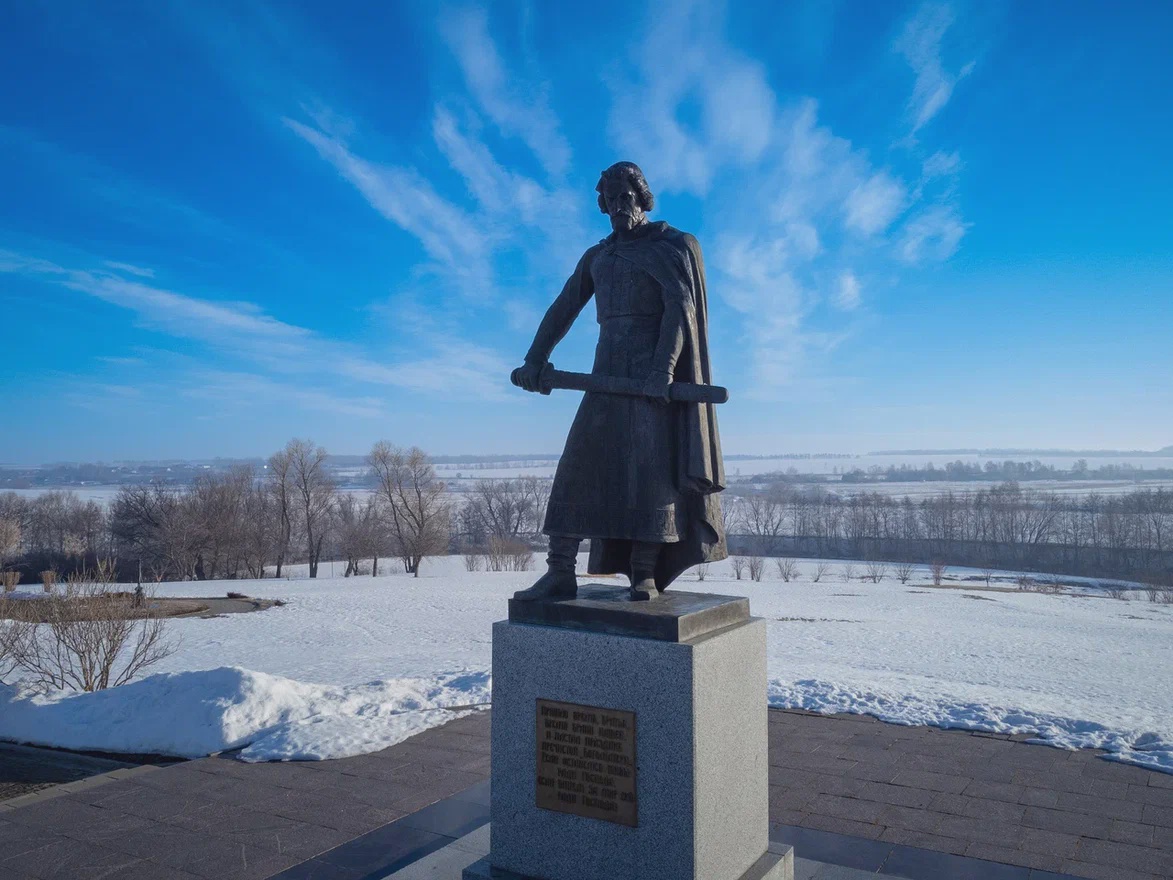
596, 162, 654, 235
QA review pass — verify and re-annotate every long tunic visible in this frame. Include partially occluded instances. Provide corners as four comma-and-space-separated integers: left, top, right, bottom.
525, 221, 728, 588
528, 223, 688, 542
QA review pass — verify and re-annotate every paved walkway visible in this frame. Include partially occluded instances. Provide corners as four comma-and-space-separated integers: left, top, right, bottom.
1, 709, 1170, 879
0, 744, 136, 803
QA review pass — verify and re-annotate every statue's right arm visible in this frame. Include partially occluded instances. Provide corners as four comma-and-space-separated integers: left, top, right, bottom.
524, 248, 596, 365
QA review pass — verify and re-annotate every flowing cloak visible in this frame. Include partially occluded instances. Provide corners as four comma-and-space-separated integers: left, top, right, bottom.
528, 222, 727, 589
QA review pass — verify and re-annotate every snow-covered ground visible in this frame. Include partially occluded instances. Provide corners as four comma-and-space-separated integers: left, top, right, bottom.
2, 557, 1171, 772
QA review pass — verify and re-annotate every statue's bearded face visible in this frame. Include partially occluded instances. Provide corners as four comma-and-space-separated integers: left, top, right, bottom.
600, 178, 645, 233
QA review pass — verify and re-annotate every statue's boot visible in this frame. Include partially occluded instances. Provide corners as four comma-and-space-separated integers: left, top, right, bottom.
629, 541, 662, 601
512, 536, 580, 601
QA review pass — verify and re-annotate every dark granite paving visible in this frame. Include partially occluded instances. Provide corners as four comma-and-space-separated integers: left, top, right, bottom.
0, 744, 137, 804
1, 708, 1170, 880
767, 709, 1173, 880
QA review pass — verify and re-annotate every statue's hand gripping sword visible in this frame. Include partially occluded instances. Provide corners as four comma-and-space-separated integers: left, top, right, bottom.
510, 362, 729, 405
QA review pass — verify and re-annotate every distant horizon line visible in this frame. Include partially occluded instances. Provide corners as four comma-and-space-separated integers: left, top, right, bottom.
3, 444, 1172, 470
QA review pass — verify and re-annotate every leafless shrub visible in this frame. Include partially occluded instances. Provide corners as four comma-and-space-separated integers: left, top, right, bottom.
485, 537, 534, 572
775, 558, 799, 582
0, 517, 20, 571
840, 564, 856, 584
894, 561, 915, 584
865, 561, 888, 583
748, 556, 764, 581
1, 571, 18, 593
930, 561, 947, 586
731, 557, 747, 580
1145, 580, 1173, 604
1018, 577, 1062, 595
1104, 585, 1127, 601
510, 543, 535, 572
695, 562, 709, 582
812, 562, 830, 583
981, 567, 996, 587
40, 570, 57, 593
7, 562, 176, 692
463, 550, 484, 572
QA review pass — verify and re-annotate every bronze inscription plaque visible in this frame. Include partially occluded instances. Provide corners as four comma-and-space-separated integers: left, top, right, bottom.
535, 698, 637, 827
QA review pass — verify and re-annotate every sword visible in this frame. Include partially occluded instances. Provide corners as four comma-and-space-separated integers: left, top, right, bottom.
510, 362, 729, 404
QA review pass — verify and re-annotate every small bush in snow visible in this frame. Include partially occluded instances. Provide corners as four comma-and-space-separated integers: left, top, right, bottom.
40, 570, 57, 593
731, 557, 747, 580
1, 571, 18, 593
748, 556, 764, 581
894, 561, 914, 584
695, 562, 709, 582
5, 562, 176, 693
930, 561, 947, 586
865, 561, 888, 583
775, 558, 799, 582
463, 552, 484, 572
840, 564, 856, 584
812, 562, 831, 583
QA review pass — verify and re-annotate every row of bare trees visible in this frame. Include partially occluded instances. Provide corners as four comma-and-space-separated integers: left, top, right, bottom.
728, 483, 1173, 552
1, 440, 455, 583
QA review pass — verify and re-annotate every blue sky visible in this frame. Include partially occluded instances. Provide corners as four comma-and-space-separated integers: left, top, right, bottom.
1, 1, 1171, 464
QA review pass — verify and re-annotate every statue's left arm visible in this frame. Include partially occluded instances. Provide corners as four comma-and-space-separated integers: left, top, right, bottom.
642, 259, 690, 402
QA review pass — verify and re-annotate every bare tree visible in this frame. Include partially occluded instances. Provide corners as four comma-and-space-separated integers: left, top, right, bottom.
865, 560, 888, 583
462, 478, 547, 546
930, 561, 947, 586
241, 481, 280, 579
695, 562, 709, 582
812, 562, 830, 583
731, 557, 747, 580
775, 558, 799, 582
748, 556, 765, 581
283, 440, 335, 579
369, 443, 451, 577
6, 563, 175, 692
335, 493, 381, 577
840, 563, 856, 584
981, 566, 996, 587
267, 447, 295, 579
894, 561, 915, 584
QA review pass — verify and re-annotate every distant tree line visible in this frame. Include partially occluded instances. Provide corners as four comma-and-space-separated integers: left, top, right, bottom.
726, 482, 1173, 584
0, 440, 554, 585
833, 459, 1173, 484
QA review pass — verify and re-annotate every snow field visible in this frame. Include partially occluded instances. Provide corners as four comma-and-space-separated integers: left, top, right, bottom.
1, 556, 1170, 770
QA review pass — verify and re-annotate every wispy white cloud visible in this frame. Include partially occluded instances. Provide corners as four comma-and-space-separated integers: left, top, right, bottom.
894, 2, 975, 133
284, 118, 491, 291
184, 370, 385, 420
439, 6, 572, 179
897, 205, 968, 264
607, 1, 775, 195
0, 250, 510, 401
845, 172, 907, 236
835, 271, 862, 311
101, 261, 155, 278
923, 150, 962, 178
604, 1, 972, 394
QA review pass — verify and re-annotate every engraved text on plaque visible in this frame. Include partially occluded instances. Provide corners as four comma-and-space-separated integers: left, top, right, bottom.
535, 698, 637, 827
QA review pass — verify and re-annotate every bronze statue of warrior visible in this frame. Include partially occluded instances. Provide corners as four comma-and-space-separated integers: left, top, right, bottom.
512, 161, 727, 602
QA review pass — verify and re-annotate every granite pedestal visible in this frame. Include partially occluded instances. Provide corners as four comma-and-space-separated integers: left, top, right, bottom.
464, 585, 792, 880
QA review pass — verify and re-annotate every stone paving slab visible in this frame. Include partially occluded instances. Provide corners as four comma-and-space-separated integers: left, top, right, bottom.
1, 707, 1170, 879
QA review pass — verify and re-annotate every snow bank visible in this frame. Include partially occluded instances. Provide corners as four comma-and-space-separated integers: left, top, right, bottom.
0, 666, 490, 761
768, 679, 1173, 774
